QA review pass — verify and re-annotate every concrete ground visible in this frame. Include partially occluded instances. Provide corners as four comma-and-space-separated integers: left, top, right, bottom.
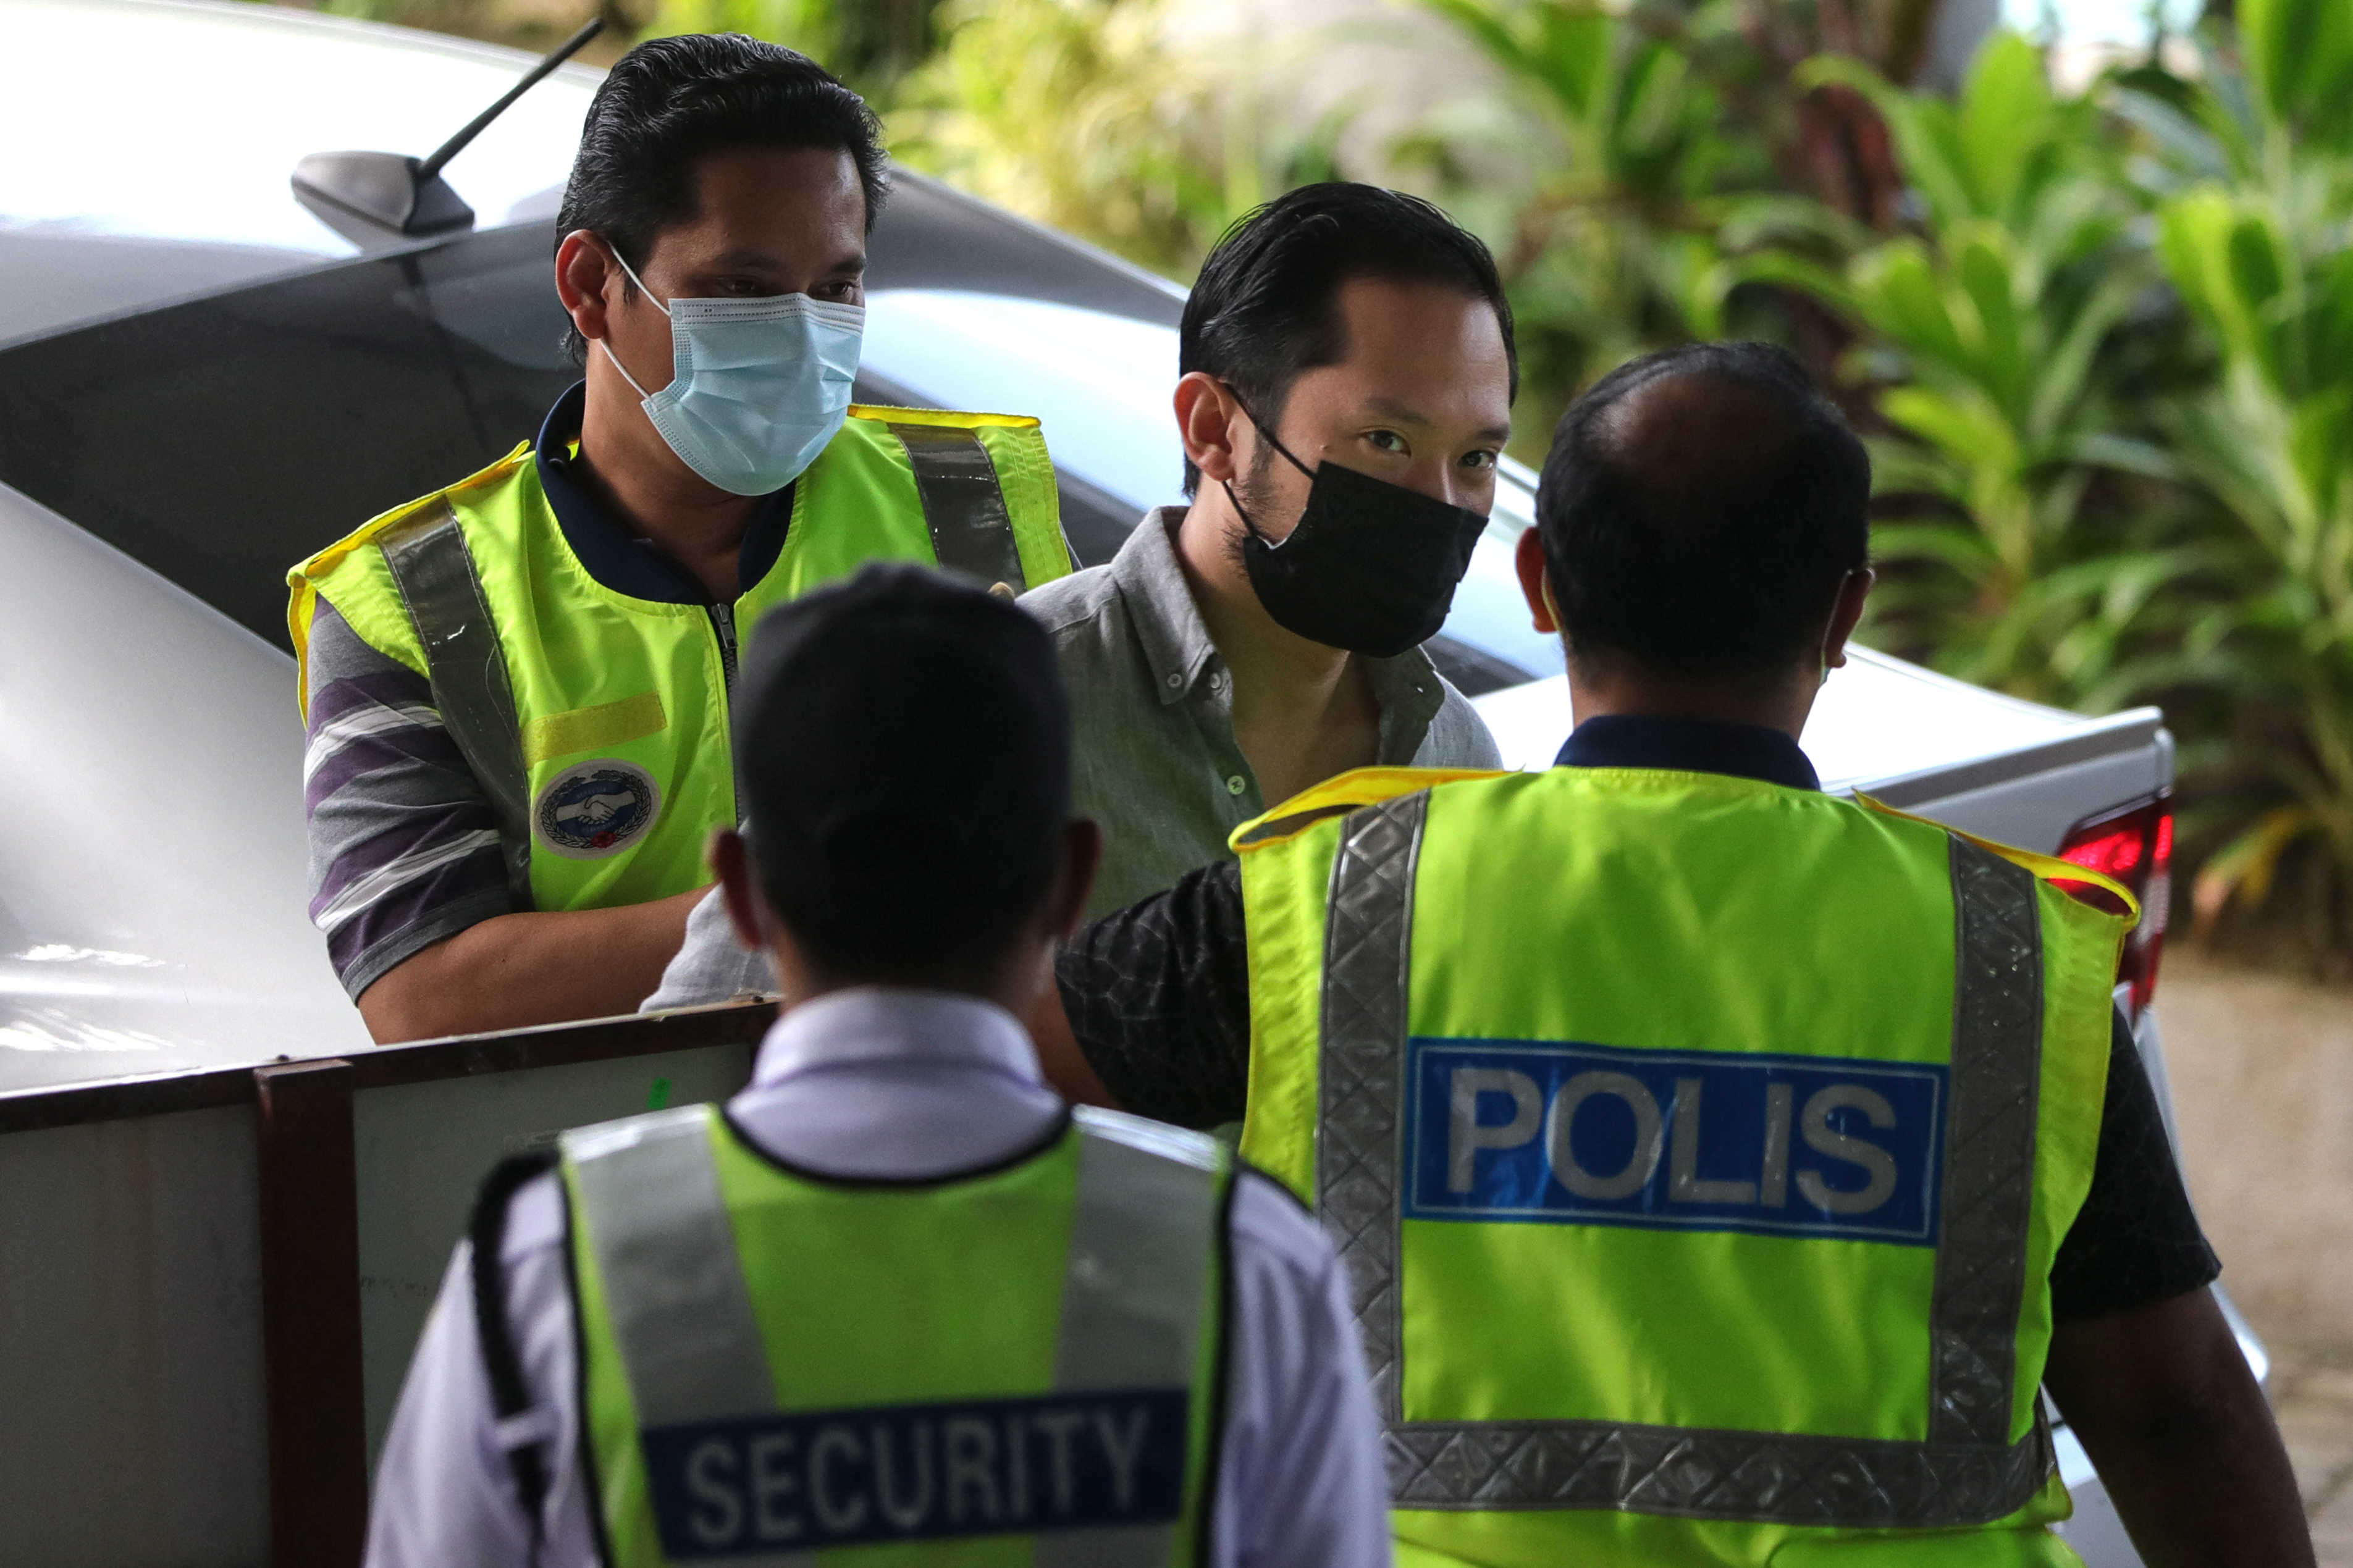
2158, 949, 2353, 1559
2271, 1346, 2353, 1562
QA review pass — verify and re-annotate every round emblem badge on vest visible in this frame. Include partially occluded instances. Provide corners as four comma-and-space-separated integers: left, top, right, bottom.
534, 759, 662, 859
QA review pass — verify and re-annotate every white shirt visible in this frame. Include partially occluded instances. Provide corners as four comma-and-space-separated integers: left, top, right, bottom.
366, 988, 1392, 1568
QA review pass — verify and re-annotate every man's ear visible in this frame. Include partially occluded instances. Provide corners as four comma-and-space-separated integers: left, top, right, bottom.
1173, 372, 1244, 488
555, 229, 617, 345
1514, 527, 1561, 634
1821, 568, 1875, 671
1043, 820, 1104, 942
709, 826, 768, 953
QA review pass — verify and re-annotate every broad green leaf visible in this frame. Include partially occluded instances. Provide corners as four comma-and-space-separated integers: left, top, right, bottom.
1854, 241, 1971, 371
2239, 0, 2353, 149
1956, 33, 2053, 222
1727, 250, 1862, 318
2159, 188, 2276, 374
1882, 385, 2022, 474
2026, 270, 2144, 446
1868, 521, 1998, 574
1953, 227, 2027, 415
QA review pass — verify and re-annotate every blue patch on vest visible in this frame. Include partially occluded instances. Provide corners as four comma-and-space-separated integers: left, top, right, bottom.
641, 1388, 1189, 1556
1404, 1038, 1946, 1245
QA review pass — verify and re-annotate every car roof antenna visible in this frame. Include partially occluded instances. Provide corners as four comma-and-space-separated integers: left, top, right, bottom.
292, 17, 604, 240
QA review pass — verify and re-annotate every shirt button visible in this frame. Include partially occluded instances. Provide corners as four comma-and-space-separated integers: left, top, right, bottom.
1165, 673, 1183, 690
1226, 774, 1247, 795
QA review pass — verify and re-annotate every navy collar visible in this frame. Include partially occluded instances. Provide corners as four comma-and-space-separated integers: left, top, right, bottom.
1554, 714, 1821, 792
532, 382, 794, 606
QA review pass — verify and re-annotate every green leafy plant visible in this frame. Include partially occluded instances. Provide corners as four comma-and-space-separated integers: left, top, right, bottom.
888, 0, 1335, 280
642, 0, 941, 92
1793, 33, 2193, 706
1399, 0, 1857, 451
2132, 0, 2353, 949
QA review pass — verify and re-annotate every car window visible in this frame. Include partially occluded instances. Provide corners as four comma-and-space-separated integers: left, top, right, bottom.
0, 225, 1155, 653
0, 220, 1551, 691
0, 227, 328, 349
0, 223, 575, 649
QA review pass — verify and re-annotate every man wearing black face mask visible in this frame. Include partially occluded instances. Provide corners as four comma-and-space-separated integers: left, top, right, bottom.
644, 182, 1508, 1010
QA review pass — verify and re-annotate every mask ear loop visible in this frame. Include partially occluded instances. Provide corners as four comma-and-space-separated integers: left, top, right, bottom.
594, 238, 669, 400
1217, 382, 1318, 543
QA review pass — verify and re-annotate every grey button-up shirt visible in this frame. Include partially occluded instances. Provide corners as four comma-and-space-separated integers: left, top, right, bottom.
642, 506, 1499, 1008
1029, 506, 1500, 918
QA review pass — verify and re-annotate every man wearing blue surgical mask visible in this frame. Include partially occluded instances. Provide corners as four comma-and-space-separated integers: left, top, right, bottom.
287, 35, 1074, 1042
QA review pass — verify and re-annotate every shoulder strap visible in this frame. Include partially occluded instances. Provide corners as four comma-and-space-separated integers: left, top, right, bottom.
378, 500, 535, 907
470, 1149, 560, 1532
1854, 793, 2138, 920
1231, 765, 1508, 852
888, 421, 1031, 592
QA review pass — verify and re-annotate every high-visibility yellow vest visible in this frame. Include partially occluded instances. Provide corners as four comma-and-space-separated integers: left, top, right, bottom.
562, 1103, 1231, 1566
1234, 765, 2133, 1568
286, 407, 1070, 914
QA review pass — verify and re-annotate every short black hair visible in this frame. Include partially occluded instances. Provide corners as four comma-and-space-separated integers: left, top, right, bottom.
734, 565, 1072, 989
1177, 182, 1518, 496
555, 33, 888, 360
1536, 342, 1871, 680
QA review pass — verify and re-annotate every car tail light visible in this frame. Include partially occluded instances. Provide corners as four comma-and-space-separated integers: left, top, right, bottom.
2053, 792, 2173, 1018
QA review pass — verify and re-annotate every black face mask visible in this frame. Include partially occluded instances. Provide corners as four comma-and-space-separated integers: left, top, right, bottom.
1223, 403, 1488, 658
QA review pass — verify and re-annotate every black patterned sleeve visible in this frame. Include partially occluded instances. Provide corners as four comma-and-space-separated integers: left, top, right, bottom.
1054, 861, 1253, 1130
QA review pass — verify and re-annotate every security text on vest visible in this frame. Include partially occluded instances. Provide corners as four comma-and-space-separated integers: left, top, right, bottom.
642, 1388, 1189, 1555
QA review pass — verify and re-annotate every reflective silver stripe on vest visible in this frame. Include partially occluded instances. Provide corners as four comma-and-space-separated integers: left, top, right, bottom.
565, 1107, 777, 1429
1315, 790, 1428, 1421
565, 1106, 1223, 1565
1038, 1108, 1224, 1568
1933, 837, 2044, 1446
890, 423, 1028, 592
1316, 794, 2054, 1527
377, 500, 534, 907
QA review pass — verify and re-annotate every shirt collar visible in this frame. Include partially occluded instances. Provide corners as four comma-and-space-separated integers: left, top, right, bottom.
750, 986, 1043, 1089
1554, 713, 1822, 791
1109, 505, 1445, 723
1110, 506, 1221, 705
531, 382, 795, 606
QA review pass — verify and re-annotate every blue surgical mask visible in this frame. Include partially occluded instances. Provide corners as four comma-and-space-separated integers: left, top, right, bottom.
601, 248, 864, 496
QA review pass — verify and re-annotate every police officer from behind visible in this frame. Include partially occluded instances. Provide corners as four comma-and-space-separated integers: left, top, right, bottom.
366, 567, 1391, 1568
1039, 344, 2311, 1564
290, 36, 1071, 1044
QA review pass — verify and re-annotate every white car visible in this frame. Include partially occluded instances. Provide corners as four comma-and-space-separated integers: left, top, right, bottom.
0, 2, 2247, 1563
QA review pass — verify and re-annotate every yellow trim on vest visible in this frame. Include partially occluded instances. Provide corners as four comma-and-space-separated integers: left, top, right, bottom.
285, 440, 534, 722
1858, 792, 2139, 920
521, 691, 668, 768
847, 402, 1042, 430
1230, 765, 1512, 852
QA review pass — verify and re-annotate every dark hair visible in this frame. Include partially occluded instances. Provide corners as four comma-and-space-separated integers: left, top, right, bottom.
1177, 182, 1518, 495
555, 33, 888, 361
1536, 342, 1871, 680
734, 565, 1072, 989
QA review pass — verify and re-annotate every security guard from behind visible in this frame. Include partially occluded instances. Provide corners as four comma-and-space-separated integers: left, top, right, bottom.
364, 567, 1389, 1567
288, 36, 1070, 1043
1038, 343, 2312, 1564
